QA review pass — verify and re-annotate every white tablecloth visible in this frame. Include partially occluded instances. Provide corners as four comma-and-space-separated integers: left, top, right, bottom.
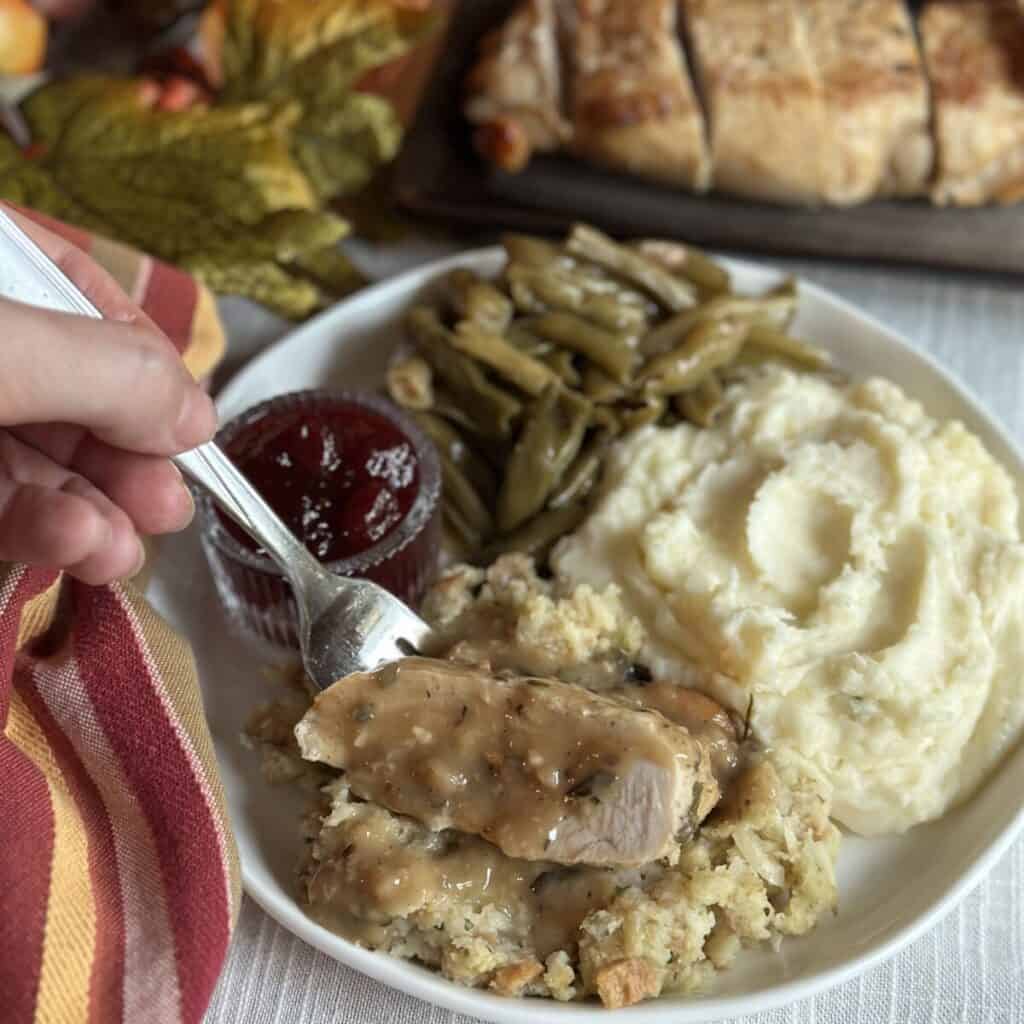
204, 240, 1024, 1024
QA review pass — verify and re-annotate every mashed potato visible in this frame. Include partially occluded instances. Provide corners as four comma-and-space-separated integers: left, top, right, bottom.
555, 366, 1024, 835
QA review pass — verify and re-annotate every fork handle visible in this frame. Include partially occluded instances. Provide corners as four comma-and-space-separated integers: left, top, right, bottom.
173, 443, 320, 581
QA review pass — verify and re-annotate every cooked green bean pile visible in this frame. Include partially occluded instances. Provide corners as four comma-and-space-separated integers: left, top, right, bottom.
387, 224, 830, 565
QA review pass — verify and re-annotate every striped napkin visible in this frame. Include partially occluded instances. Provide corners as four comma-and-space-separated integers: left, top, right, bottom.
0, 209, 240, 1024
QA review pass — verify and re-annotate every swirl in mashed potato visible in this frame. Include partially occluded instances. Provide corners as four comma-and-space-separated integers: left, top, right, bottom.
555, 366, 1024, 835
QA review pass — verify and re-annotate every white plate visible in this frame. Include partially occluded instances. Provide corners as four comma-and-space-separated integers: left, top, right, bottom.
148, 249, 1024, 1023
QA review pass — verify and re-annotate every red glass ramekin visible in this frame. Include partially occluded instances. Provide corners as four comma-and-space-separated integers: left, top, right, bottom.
196, 389, 441, 650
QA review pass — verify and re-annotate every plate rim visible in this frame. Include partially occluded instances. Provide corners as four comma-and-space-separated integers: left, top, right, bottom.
206, 247, 1024, 1023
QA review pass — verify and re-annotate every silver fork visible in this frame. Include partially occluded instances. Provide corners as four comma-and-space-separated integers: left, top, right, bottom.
0, 208, 433, 689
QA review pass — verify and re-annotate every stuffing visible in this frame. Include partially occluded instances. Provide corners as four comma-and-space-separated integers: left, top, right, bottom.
247, 557, 840, 1008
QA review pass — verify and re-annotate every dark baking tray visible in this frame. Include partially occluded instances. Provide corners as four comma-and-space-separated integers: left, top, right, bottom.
393, 0, 1024, 275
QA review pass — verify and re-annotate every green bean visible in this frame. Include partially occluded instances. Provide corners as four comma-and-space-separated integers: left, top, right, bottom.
570, 264, 653, 314
563, 286, 648, 333
589, 403, 618, 436
507, 264, 648, 333
505, 265, 547, 316
443, 499, 483, 555
638, 294, 797, 357
405, 306, 522, 439
566, 224, 697, 312
746, 324, 831, 369
479, 502, 589, 567
581, 364, 626, 404
589, 405, 622, 436
640, 319, 750, 397
504, 233, 654, 311
447, 269, 514, 332
530, 311, 635, 384
687, 252, 731, 296
633, 239, 731, 295
674, 374, 724, 427
638, 309, 698, 358
501, 233, 570, 269
452, 322, 558, 397
386, 354, 433, 411
401, 225, 829, 568
412, 411, 498, 503
497, 383, 591, 532
549, 432, 610, 509
725, 346, 771, 372
502, 233, 657, 312
430, 387, 492, 438
540, 347, 581, 387
440, 452, 494, 541
503, 321, 552, 357
743, 293, 799, 329
617, 393, 667, 432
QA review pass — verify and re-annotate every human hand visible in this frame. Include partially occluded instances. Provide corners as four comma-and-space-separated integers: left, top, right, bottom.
0, 205, 218, 584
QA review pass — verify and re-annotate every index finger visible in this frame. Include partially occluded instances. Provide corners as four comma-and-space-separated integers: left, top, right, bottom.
0, 297, 217, 454
0, 202, 169, 348
0, 204, 216, 454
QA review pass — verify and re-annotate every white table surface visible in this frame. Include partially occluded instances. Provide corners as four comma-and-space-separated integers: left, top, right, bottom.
203, 237, 1024, 1024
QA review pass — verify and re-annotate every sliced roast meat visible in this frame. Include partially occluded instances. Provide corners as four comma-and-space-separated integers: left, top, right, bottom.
464, 0, 711, 188
683, 0, 931, 204
681, 0, 826, 203
464, 0, 570, 172
568, 0, 711, 189
920, 0, 1024, 205
806, 0, 933, 203
610, 681, 741, 789
295, 656, 721, 867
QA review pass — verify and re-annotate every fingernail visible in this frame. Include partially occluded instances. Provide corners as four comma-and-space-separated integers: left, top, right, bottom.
176, 387, 218, 448
171, 462, 195, 527
130, 536, 147, 578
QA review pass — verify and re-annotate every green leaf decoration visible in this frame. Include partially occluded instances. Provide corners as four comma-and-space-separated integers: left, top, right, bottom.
0, 0, 437, 317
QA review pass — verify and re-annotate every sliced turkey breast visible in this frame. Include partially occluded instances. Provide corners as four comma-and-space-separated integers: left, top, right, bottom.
920, 0, 1024, 205
465, 0, 570, 173
806, 0, 932, 202
609, 681, 741, 792
682, 0, 826, 203
682, 0, 930, 204
568, 0, 711, 189
295, 656, 722, 868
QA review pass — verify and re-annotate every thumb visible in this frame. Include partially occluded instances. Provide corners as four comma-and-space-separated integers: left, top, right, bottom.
0, 297, 217, 454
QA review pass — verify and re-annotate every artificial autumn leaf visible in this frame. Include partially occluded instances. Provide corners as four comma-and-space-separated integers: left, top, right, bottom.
25, 77, 316, 227
0, 134, 105, 230
202, 0, 406, 95
292, 91, 401, 200
286, 238, 366, 295
0, 76, 362, 318
184, 256, 321, 321
200, 0, 435, 201
0, 0, 441, 318
180, 208, 364, 319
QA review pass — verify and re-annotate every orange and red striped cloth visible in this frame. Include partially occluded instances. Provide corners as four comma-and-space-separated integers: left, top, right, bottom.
0, 210, 241, 1024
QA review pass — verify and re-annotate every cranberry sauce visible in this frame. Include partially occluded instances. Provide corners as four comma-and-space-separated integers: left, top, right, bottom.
222, 402, 421, 562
